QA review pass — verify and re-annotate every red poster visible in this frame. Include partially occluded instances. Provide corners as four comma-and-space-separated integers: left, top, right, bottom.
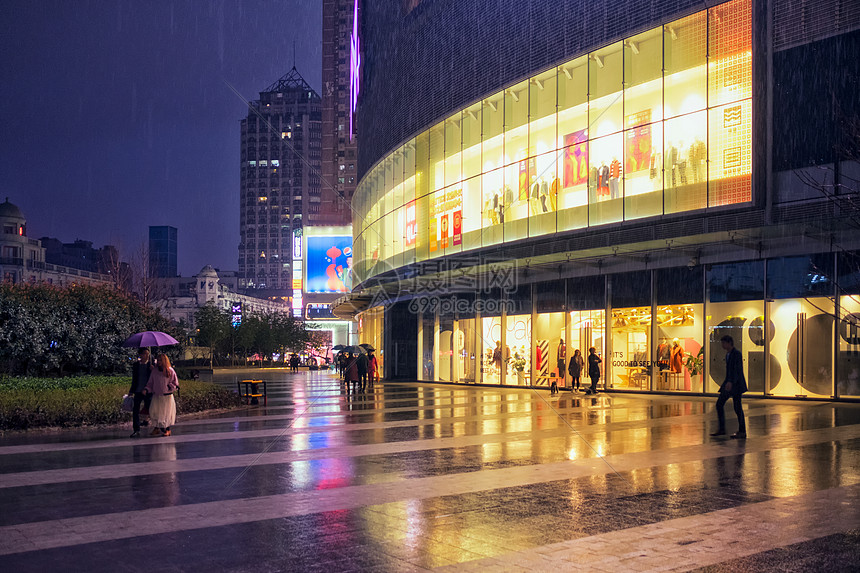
404, 200, 416, 246
441, 214, 449, 248
563, 130, 588, 187
518, 159, 529, 201
625, 110, 652, 173
452, 210, 462, 246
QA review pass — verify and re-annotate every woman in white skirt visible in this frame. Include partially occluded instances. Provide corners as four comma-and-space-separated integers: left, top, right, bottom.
144, 354, 179, 436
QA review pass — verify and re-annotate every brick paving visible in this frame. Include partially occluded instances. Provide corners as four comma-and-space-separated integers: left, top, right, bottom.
0, 369, 858, 571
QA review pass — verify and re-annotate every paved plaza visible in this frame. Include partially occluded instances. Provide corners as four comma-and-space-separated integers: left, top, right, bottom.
1, 370, 859, 572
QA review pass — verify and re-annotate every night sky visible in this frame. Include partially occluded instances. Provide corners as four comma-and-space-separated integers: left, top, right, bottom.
1, 0, 322, 275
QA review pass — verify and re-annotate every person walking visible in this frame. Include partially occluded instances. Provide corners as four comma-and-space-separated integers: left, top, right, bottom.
357, 349, 369, 390
344, 351, 360, 390
586, 347, 602, 395
145, 354, 179, 437
711, 335, 748, 439
129, 348, 152, 438
568, 349, 584, 392
368, 350, 379, 384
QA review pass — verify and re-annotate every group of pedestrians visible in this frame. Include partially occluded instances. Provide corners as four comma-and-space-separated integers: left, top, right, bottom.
338, 348, 378, 390
566, 347, 602, 395
128, 348, 179, 438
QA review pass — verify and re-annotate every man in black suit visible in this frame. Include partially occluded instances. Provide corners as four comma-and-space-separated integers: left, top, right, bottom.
711, 335, 747, 439
129, 348, 152, 438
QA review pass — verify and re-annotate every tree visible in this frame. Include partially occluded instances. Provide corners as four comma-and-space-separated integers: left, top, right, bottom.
0, 283, 180, 376
194, 302, 230, 369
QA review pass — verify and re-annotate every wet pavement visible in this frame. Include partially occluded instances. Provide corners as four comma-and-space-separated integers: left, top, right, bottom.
1, 369, 859, 572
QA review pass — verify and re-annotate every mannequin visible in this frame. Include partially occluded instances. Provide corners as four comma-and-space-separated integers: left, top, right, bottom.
557, 339, 566, 380
598, 161, 610, 198
688, 138, 706, 183
666, 143, 679, 187
589, 166, 599, 202
540, 178, 549, 212
670, 338, 684, 373
609, 157, 622, 199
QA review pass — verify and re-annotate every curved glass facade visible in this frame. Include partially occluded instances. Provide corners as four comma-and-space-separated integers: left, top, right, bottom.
353, 0, 752, 284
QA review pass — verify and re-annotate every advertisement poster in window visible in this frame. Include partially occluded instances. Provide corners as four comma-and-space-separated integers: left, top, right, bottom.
518, 158, 535, 201
563, 130, 588, 187
305, 236, 352, 293
441, 214, 449, 248
429, 217, 438, 252
453, 210, 462, 246
625, 110, 652, 173
429, 188, 462, 252
405, 200, 416, 247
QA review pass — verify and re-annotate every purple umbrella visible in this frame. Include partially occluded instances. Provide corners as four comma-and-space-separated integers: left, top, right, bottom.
122, 331, 179, 348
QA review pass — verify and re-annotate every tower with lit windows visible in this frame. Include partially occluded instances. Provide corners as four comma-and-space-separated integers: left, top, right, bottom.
238, 67, 321, 295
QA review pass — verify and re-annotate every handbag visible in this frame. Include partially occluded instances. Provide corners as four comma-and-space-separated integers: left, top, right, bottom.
121, 394, 134, 413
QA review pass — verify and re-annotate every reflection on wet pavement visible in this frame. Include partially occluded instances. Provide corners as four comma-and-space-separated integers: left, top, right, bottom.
0, 368, 858, 571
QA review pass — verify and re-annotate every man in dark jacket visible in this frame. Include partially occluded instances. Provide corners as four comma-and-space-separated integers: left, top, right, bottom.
129, 348, 152, 438
711, 335, 747, 439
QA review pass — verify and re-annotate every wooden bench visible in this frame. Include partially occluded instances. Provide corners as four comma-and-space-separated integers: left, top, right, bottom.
238, 379, 267, 405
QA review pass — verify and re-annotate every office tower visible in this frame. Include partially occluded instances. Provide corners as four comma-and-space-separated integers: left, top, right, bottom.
238, 66, 321, 292
320, 0, 359, 226
148, 226, 177, 278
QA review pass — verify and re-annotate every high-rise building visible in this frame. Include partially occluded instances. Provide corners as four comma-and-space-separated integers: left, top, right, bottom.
148, 225, 177, 278
238, 67, 321, 293
320, 0, 359, 226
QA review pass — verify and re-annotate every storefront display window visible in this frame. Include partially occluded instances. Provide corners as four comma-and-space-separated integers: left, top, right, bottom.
359, 306, 384, 380
610, 307, 650, 390
589, 42, 623, 139
462, 103, 482, 179
706, 261, 764, 394
445, 113, 462, 188
656, 267, 704, 392
837, 252, 860, 397
665, 111, 707, 213
507, 314, 532, 385
354, 1, 754, 290
664, 11, 707, 120
589, 133, 624, 226
482, 315, 503, 385
480, 167, 504, 246
529, 151, 559, 237
419, 310, 436, 381
767, 255, 835, 398
624, 120, 663, 220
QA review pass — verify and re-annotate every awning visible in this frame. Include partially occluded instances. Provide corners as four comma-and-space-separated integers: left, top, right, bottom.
330, 293, 375, 321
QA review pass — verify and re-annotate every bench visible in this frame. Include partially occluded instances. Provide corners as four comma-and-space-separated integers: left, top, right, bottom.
238, 379, 267, 405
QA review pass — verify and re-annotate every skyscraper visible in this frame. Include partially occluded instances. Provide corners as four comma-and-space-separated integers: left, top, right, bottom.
148, 225, 177, 278
238, 67, 321, 293
320, 0, 359, 226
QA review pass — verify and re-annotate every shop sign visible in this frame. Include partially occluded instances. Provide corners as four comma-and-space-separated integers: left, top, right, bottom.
405, 201, 416, 246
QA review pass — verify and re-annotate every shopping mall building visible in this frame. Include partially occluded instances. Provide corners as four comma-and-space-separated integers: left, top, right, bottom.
335, 0, 860, 399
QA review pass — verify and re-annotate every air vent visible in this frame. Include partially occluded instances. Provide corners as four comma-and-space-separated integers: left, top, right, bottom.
774, 0, 860, 51
608, 227, 654, 246
654, 218, 706, 239
706, 211, 765, 233
775, 202, 836, 223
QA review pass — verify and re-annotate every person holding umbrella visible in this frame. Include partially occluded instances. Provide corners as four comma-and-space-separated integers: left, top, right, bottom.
144, 353, 180, 436
122, 330, 179, 438
128, 348, 152, 438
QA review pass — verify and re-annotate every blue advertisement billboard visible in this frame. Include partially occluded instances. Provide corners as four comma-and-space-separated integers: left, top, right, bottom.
305, 235, 352, 293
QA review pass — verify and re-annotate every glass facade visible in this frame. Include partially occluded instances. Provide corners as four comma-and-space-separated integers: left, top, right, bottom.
357, 251, 860, 399
353, 0, 753, 285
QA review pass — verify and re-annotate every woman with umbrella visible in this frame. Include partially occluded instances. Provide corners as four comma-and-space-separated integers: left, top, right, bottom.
144, 353, 180, 436
122, 331, 179, 437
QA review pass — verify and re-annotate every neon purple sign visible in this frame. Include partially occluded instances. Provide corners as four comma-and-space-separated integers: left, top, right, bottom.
349, 0, 360, 141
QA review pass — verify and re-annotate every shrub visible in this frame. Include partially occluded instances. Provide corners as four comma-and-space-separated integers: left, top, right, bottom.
0, 375, 240, 431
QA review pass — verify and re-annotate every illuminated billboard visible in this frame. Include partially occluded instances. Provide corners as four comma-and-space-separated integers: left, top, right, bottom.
305, 236, 352, 293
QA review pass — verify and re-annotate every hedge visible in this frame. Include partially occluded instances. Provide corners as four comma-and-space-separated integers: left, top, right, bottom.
0, 375, 241, 431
